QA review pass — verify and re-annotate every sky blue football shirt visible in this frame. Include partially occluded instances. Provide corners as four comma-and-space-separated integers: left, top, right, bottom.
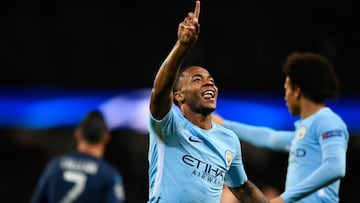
147, 108, 248, 203
223, 107, 349, 203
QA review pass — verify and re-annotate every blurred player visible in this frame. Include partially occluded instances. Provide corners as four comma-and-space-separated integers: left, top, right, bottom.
30, 110, 125, 203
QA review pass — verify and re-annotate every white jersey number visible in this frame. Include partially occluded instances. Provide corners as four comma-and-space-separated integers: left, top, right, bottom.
60, 170, 87, 203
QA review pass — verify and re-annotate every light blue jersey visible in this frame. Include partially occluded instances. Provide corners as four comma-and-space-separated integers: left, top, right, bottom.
223, 107, 349, 203
147, 108, 248, 203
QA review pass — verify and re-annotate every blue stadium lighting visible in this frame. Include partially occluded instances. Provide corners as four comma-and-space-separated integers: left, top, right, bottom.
0, 87, 359, 135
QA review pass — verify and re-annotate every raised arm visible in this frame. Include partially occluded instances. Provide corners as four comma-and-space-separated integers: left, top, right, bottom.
150, 1, 200, 120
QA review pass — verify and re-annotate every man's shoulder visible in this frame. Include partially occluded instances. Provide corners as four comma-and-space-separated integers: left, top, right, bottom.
97, 159, 122, 176
212, 123, 240, 143
314, 107, 347, 127
213, 122, 236, 134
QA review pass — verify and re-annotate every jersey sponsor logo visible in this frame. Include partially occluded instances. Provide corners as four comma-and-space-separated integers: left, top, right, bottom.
188, 136, 203, 143
182, 154, 226, 187
296, 126, 306, 140
322, 130, 342, 139
225, 150, 233, 167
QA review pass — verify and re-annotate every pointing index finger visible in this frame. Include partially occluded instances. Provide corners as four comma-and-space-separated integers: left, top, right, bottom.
194, 0, 200, 19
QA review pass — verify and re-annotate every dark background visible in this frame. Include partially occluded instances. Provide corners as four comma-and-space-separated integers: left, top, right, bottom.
4, 0, 360, 92
2, 0, 359, 202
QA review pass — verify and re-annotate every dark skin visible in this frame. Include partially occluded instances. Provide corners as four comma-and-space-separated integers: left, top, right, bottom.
150, 1, 201, 121
150, 1, 269, 202
173, 65, 217, 129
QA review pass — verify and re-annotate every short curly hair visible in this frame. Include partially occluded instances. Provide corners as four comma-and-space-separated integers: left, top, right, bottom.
282, 51, 339, 103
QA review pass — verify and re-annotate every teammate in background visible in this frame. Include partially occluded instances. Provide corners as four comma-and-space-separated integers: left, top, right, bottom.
214, 51, 349, 203
147, 1, 269, 202
30, 110, 125, 203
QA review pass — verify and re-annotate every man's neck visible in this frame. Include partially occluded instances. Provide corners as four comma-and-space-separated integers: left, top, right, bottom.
77, 142, 104, 158
182, 109, 213, 130
300, 99, 325, 119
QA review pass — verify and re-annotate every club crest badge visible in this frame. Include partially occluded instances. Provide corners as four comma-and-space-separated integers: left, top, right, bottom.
296, 126, 307, 140
225, 150, 233, 167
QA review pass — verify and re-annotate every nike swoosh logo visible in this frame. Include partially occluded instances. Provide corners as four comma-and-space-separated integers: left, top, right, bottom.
188, 136, 203, 143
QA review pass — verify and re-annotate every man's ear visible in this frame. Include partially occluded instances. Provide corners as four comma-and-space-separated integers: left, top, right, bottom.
103, 132, 111, 144
74, 128, 82, 141
174, 91, 185, 104
294, 86, 302, 100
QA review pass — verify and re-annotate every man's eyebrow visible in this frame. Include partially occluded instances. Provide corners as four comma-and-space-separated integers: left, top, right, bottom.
191, 74, 202, 78
191, 73, 213, 79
